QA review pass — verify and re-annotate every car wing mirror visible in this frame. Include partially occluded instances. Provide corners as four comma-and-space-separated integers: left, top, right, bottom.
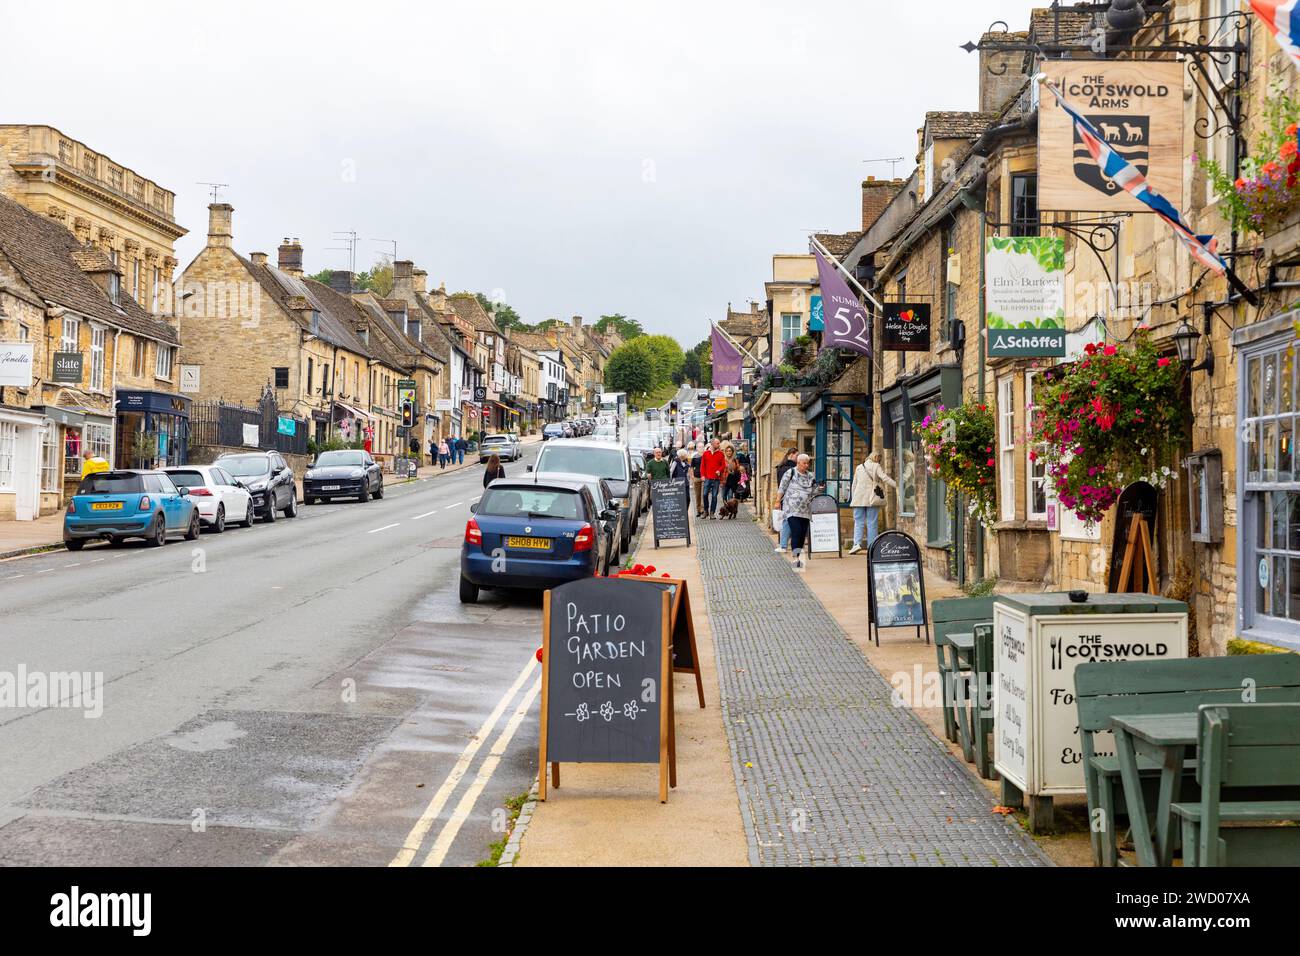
176, 487, 189, 496
468, 501, 478, 513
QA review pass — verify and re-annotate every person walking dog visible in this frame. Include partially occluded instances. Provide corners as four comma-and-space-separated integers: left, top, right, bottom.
849, 450, 896, 554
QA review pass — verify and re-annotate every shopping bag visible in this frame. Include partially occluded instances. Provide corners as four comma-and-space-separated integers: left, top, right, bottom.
771, 508, 785, 532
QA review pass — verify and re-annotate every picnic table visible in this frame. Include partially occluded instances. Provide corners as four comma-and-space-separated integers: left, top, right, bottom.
1109, 712, 1198, 868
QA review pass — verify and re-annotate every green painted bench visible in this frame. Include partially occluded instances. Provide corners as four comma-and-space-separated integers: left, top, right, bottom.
931, 596, 996, 750
1074, 654, 1300, 867
1174, 703, 1300, 866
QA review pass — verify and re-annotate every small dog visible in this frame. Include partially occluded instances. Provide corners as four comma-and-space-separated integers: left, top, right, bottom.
719, 498, 739, 519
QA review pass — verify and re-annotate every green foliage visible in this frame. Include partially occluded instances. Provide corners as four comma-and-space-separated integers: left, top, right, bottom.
308, 436, 365, 456
986, 235, 1063, 272
962, 575, 999, 598
691, 338, 712, 389
640, 334, 685, 387
915, 400, 998, 528
357, 260, 394, 296
594, 314, 644, 340
605, 339, 656, 395
682, 350, 702, 386
1201, 89, 1300, 235
475, 292, 528, 332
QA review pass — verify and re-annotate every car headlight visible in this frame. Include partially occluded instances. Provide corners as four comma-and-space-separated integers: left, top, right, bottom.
350, 468, 366, 478
248, 480, 266, 491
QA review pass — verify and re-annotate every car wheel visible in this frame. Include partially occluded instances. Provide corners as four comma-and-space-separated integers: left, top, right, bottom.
184, 511, 200, 541
459, 575, 479, 604
146, 514, 166, 547
284, 495, 298, 518
212, 505, 225, 534
305, 495, 316, 506
263, 502, 277, 523
374, 480, 384, 500
65, 539, 85, 552
243, 502, 255, 527
358, 485, 370, 503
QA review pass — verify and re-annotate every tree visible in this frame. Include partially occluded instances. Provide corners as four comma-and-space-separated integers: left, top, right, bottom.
682, 350, 701, 386
640, 334, 685, 387
475, 292, 528, 332
306, 268, 333, 285
692, 339, 713, 389
595, 313, 644, 341
357, 260, 394, 296
604, 339, 656, 395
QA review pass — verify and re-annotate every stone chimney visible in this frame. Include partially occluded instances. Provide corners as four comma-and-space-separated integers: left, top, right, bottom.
327, 270, 354, 294
428, 281, 447, 312
278, 238, 303, 277
571, 315, 583, 330
250, 252, 268, 266
979, 30, 1028, 113
862, 177, 905, 232
392, 259, 415, 299
411, 268, 428, 296
207, 203, 233, 248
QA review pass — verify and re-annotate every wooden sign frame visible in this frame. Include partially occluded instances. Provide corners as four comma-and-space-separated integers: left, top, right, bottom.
618, 575, 706, 708
539, 586, 676, 803
650, 477, 691, 548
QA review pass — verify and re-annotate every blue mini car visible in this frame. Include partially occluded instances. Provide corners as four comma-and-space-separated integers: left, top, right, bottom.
64, 469, 201, 550
459, 478, 617, 603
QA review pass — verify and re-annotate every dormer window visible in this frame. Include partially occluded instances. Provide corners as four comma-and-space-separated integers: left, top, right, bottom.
108, 271, 121, 306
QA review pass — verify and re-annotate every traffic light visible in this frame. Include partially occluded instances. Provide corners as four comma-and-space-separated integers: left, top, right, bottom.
401, 400, 414, 428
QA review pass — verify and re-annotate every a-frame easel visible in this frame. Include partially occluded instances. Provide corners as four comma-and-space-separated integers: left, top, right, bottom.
1115, 514, 1157, 594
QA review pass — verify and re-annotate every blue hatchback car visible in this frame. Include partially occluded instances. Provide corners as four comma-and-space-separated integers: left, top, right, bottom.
64, 469, 201, 550
459, 478, 616, 603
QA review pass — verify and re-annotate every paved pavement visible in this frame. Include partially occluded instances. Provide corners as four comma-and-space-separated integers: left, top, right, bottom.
694, 507, 1050, 866
0, 443, 547, 867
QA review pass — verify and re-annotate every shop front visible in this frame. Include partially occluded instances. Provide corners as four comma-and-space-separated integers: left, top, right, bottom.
332, 401, 370, 449
0, 404, 47, 521
115, 389, 191, 469
34, 401, 115, 502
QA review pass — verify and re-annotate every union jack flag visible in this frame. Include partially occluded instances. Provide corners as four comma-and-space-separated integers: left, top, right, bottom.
1251, 1, 1300, 69
1042, 80, 1226, 276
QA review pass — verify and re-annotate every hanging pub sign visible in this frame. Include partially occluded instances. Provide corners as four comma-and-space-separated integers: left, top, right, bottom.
52, 351, 84, 384
986, 236, 1067, 357
881, 302, 931, 352
1037, 59, 1184, 212
866, 530, 929, 647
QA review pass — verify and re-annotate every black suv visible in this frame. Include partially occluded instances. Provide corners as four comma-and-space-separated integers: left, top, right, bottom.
215, 450, 298, 522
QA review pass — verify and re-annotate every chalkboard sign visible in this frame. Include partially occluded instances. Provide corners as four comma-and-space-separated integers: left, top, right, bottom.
618, 576, 705, 708
539, 578, 675, 802
808, 494, 842, 556
650, 478, 691, 548
866, 530, 929, 646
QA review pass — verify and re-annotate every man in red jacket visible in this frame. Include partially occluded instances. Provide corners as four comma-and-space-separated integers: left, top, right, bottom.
700, 437, 726, 518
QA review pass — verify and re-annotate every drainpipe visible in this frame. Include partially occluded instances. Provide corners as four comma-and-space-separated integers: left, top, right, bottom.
958, 183, 990, 582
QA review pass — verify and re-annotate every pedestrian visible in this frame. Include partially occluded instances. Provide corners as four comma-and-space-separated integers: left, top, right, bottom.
720, 442, 738, 505
700, 437, 725, 518
455, 435, 467, 464
671, 448, 691, 482
773, 447, 798, 552
721, 458, 741, 514
483, 453, 506, 486
438, 438, 450, 469
689, 442, 704, 517
849, 449, 896, 554
776, 453, 816, 571
646, 446, 671, 480
428, 438, 437, 468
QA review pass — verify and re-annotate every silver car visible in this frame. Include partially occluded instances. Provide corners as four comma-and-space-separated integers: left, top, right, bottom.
478, 433, 521, 462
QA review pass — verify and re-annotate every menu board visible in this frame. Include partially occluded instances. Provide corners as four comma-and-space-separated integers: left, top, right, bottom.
650, 478, 691, 547
808, 494, 841, 555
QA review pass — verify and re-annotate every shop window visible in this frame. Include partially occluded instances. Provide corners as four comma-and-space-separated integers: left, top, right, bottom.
999, 376, 1015, 521
40, 428, 59, 492
823, 413, 854, 506
925, 401, 951, 546
1026, 371, 1047, 519
1011, 174, 1039, 237
86, 423, 112, 463
0, 422, 15, 489
64, 427, 83, 478
895, 422, 916, 516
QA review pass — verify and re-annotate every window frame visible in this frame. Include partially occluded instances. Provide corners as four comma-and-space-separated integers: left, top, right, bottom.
895, 421, 916, 517
1025, 370, 1047, 520
780, 313, 802, 344
999, 376, 1016, 522
1010, 173, 1040, 237
89, 325, 106, 392
155, 344, 173, 381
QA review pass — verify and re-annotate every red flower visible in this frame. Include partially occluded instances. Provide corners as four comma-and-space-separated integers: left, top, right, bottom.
986, 458, 995, 467
1103, 344, 1117, 356
1084, 342, 1097, 355
1157, 357, 1170, 368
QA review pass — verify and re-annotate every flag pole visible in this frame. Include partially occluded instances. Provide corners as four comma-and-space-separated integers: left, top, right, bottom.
809, 235, 884, 313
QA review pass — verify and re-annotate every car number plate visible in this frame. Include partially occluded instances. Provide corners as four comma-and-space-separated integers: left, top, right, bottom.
90, 501, 123, 511
506, 536, 549, 549
322, 485, 340, 491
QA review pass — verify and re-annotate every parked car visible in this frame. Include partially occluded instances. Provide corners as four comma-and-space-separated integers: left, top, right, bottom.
542, 423, 566, 441
526, 471, 622, 576
478, 433, 521, 462
64, 469, 200, 549
530, 438, 641, 556
303, 449, 383, 503
163, 465, 255, 532
459, 478, 616, 602
215, 450, 298, 522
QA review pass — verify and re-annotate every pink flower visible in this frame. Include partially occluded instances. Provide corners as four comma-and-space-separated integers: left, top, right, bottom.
1157, 357, 1170, 368
1102, 345, 1117, 356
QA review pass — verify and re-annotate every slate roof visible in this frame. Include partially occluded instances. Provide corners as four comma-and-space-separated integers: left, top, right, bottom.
510, 330, 557, 354
0, 194, 179, 344
924, 111, 1000, 142
1028, 6, 1099, 45
240, 258, 372, 358
306, 280, 406, 372
449, 292, 498, 334
813, 231, 864, 258
376, 295, 448, 366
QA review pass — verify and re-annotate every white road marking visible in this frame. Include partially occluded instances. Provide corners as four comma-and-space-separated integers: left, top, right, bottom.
63, 563, 80, 568
90, 558, 105, 563
421, 676, 543, 868
367, 523, 400, 534
389, 655, 538, 867
443, 502, 462, 510
37, 568, 54, 574
412, 510, 439, 520
10, 574, 24, 580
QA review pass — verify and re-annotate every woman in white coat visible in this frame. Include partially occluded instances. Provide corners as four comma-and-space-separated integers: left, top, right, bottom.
849, 450, 896, 554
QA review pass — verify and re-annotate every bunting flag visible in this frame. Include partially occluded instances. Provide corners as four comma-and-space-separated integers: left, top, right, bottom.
813, 247, 872, 355
710, 322, 743, 387
1041, 80, 1226, 276
1251, 1, 1300, 69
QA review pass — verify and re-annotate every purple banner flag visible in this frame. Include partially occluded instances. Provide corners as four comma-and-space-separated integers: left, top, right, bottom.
814, 247, 872, 355
711, 323, 743, 387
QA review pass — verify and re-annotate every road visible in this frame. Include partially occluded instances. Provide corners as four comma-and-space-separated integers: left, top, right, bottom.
0, 443, 551, 867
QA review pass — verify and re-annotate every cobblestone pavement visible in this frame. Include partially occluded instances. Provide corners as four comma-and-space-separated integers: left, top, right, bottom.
695, 510, 1050, 866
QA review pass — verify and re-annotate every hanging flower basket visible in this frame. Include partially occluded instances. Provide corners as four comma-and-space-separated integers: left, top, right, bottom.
1202, 91, 1300, 235
1030, 332, 1184, 526
914, 400, 998, 529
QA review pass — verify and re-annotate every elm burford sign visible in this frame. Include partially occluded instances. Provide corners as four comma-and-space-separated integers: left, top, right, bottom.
986, 236, 1066, 358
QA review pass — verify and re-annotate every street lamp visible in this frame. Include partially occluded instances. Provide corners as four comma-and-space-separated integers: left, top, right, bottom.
1172, 318, 1215, 376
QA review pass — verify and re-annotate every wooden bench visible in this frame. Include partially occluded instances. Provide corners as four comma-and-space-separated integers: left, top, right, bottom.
931, 596, 996, 751
1174, 703, 1300, 866
1074, 654, 1300, 867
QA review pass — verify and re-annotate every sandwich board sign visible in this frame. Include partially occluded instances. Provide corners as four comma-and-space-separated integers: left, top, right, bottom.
649, 478, 691, 548
539, 577, 676, 802
808, 493, 842, 557
617, 574, 705, 708
866, 530, 929, 646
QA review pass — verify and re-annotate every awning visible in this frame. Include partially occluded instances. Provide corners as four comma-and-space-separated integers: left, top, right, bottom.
333, 400, 370, 420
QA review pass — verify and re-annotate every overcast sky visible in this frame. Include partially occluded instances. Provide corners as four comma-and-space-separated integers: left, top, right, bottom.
3, 0, 1024, 345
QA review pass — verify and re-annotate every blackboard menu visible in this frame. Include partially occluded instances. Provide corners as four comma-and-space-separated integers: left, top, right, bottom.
650, 478, 691, 547
543, 577, 668, 764
867, 530, 929, 645
882, 302, 931, 352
